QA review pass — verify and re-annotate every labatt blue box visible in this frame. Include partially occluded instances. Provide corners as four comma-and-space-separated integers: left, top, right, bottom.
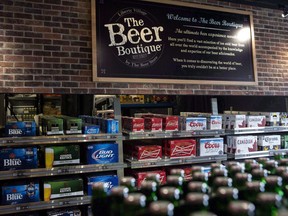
5, 121, 36, 137
102, 119, 119, 134
1, 180, 40, 205
86, 143, 119, 164
82, 124, 100, 134
0, 147, 38, 171
87, 175, 119, 195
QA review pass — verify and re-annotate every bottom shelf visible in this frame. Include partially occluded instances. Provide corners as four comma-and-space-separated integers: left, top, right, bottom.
0, 196, 91, 215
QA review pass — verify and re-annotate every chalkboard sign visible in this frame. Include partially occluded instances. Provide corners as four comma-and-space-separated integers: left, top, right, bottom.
91, 0, 257, 85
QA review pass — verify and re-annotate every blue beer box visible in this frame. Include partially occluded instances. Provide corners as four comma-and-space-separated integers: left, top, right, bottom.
0, 147, 38, 171
1, 180, 40, 205
87, 175, 119, 195
5, 121, 36, 137
86, 143, 119, 164
102, 119, 119, 134
82, 124, 100, 134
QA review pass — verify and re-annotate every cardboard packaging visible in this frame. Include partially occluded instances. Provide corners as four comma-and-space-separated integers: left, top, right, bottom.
132, 145, 162, 161
56, 116, 82, 134
164, 139, 197, 158
41, 116, 64, 135
198, 138, 224, 156
133, 170, 166, 188
86, 143, 119, 164
5, 121, 36, 137
144, 117, 162, 132
258, 135, 281, 151
246, 115, 266, 127
87, 175, 118, 195
122, 117, 144, 132
228, 135, 258, 154
181, 117, 207, 131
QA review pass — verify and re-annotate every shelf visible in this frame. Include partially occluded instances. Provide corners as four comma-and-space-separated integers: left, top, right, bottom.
0, 163, 127, 180
121, 102, 174, 108
0, 133, 122, 147
226, 126, 288, 135
227, 148, 288, 160
123, 130, 225, 140
126, 155, 227, 169
0, 196, 91, 215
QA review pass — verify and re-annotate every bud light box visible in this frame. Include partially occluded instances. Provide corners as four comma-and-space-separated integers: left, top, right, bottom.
87, 175, 119, 195
86, 143, 119, 164
0, 147, 38, 171
198, 138, 224, 156
5, 121, 36, 137
1, 180, 40, 205
82, 124, 100, 134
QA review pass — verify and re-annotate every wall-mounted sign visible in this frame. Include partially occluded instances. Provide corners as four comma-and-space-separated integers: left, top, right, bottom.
91, 0, 257, 85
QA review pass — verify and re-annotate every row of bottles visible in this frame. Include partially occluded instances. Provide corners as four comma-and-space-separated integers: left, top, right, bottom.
91, 154, 288, 216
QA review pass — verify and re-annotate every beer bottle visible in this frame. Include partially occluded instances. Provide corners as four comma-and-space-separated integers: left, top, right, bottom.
263, 160, 278, 175
226, 161, 241, 173
192, 172, 209, 183
211, 176, 233, 193
170, 168, 185, 178
120, 176, 137, 192
228, 165, 245, 180
166, 175, 184, 199
257, 157, 270, 165
274, 152, 286, 161
227, 200, 256, 216
239, 181, 265, 202
210, 163, 225, 172
210, 187, 239, 215
183, 192, 209, 215
146, 173, 162, 186
244, 159, 257, 172
233, 173, 252, 191
187, 181, 209, 194
140, 180, 158, 205
91, 182, 109, 216
191, 166, 205, 175
149, 200, 174, 216
110, 186, 129, 216
159, 186, 181, 207
124, 193, 147, 216
278, 158, 288, 166
264, 176, 284, 197
189, 211, 217, 216
255, 192, 282, 216
208, 168, 228, 186
275, 166, 288, 176
251, 168, 268, 183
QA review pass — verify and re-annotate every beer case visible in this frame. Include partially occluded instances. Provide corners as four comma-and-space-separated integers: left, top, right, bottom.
280, 112, 288, 126
132, 145, 162, 161
198, 138, 224, 156
257, 135, 281, 151
41, 116, 64, 135
207, 115, 222, 130
158, 115, 179, 131
122, 117, 144, 132
262, 112, 280, 126
102, 119, 119, 134
86, 143, 119, 164
87, 175, 119, 195
82, 124, 100, 134
45, 145, 80, 168
47, 208, 81, 216
164, 139, 197, 158
224, 114, 246, 129
1, 180, 40, 205
229, 135, 258, 154
180, 117, 207, 131
43, 178, 84, 201
144, 117, 162, 132
246, 115, 266, 127
281, 135, 288, 149
5, 121, 37, 137
133, 170, 166, 188
56, 116, 82, 134
0, 147, 38, 171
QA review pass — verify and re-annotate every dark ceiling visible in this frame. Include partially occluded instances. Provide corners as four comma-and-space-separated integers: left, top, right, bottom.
220, 0, 288, 9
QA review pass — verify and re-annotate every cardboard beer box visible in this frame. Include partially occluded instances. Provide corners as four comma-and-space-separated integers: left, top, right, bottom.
133, 170, 166, 188
157, 115, 179, 131
45, 145, 80, 168
258, 135, 281, 151
144, 117, 162, 132
41, 116, 64, 135
198, 138, 224, 156
181, 117, 207, 131
231, 135, 258, 154
86, 143, 119, 164
164, 139, 197, 158
280, 112, 288, 126
0, 147, 38, 171
56, 116, 82, 134
87, 175, 119, 195
82, 124, 100, 134
47, 208, 81, 216
102, 119, 119, 134
1, 180, 40, 205
281, 135, 288, 149
132, 145, 162, 161
122, 116, 144, 132
246, 115, 266, 127
207, 115, 222, 130
224, 114, 246, 129
262, 112, 280, 126
5, 121, 37, 137
43, 178, 84, 201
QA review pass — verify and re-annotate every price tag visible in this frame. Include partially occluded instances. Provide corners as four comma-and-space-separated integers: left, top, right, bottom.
58, 168, 70, 174
148, 133, 155, 137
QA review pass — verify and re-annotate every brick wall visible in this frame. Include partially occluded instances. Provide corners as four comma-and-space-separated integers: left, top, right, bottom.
0, 0, 287, 96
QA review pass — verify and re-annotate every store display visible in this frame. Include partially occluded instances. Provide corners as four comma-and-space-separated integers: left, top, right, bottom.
257, 135, 281, 151
180, 117, 207, 131
82, 124, 100, 134
87, 174, 119, 195
198, 138, 224, 156
223, 114, 246, 129
144, 117, 162, 132
122, 116, 144, 132
131, 145, 162, 161
227, 135, 257, 154
5, 121, 37, 137
164, 139, 197, 158
86, 143, 119, 164
41, 116, 64, 135
57, 116, 82, 135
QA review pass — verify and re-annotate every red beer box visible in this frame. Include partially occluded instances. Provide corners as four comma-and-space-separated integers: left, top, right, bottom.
164, 139, 197, 158
144, 117, 162, 132
133, 170, 166, 188
122, 116, 144, 132
156, 115, 179, 131
132, 145, 162, 161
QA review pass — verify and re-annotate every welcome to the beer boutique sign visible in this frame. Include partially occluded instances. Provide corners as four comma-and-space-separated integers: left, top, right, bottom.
91, 0, 257, 85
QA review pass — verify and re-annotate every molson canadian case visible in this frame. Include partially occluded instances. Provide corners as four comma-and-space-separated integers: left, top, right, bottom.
181, 117, 207, 131
87, 175, 119, 195
0, 147, 38, 171
5, 121, 37, 137
43, 178, 84, 201
144, 117, 162, 131
223, 114, 246, 129
133, 170, 166, 188
198, 138, 224, 156
122, 117, 144, 132
86, 143, 119, 164
1, 180, 40, 205
45, 145, 80, 168
246, 115, 266, 127
257, 135, 281, 151
164, 139, 197, 158
228, 135, 258, 154
132, 145, 162, 161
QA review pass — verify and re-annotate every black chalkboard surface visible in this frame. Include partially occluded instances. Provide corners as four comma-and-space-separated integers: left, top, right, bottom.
91, 0, 257, 85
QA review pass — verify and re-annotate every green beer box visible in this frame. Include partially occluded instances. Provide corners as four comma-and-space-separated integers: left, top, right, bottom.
41, 116, 64, 135
45, 145, 80, 168
281, 135, 288, 149
56, 116, 82, 135
43, 178, 84, 201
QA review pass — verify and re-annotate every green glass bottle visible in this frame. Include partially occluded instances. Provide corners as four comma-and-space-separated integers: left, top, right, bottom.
265, 176, 284, 197
257, 157, 270, 165
226, 161, 241, 173
120, 176, 137, 192
278, 158, 288, 166
210, 163, 225, 172
149, 200, 174, 216
183, 192, 209, 215
159, 186, 181, 208
274, 152, 286, 161
192, 172, 209, 183
239, 181, 265, 202
123, 193, 147, 216
255, 192, 282, 216
170, 168, 185, 178
208, 168, 228, 186
189, 211, 217, 216
146, 173, 162, 186
251, 168, 268, 183
110, 186, 129, 216
233, 173, 252, 190
166, 175, 184, 199
228, 165, 245, 180
211, 176, 233, 193
187, 181, 209, 194
263, 160, 278, 175
91, 182, 109, 216
227, 200, 256, 216
275, 166, 288, 176
140, 180, 158, 205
